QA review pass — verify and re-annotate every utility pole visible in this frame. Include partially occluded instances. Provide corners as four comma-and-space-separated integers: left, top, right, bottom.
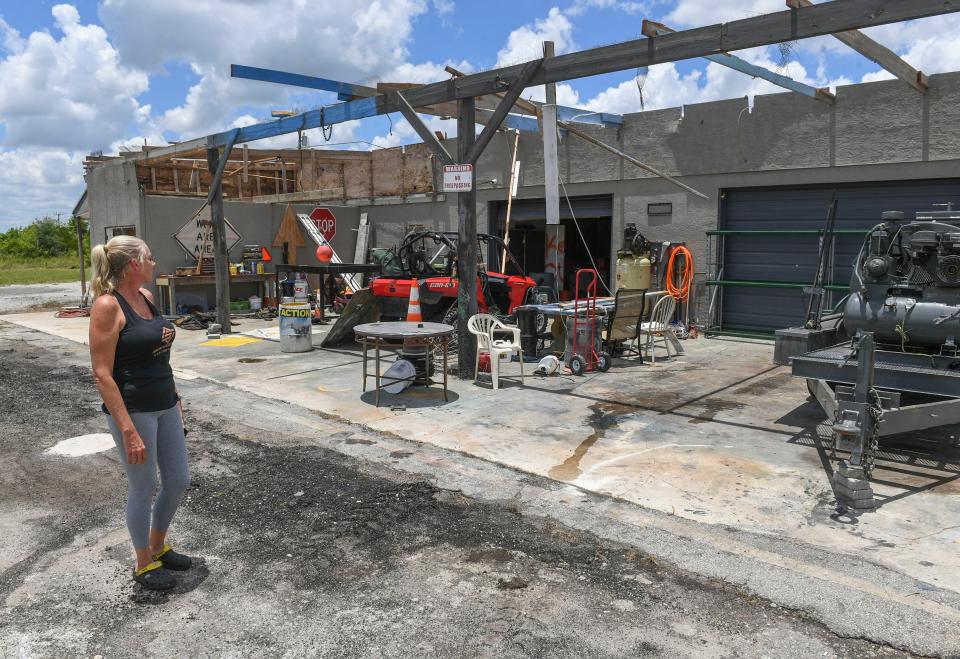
207, 142, 232, 333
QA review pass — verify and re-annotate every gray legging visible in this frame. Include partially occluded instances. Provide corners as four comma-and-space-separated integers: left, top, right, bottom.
107, 404, 190, 549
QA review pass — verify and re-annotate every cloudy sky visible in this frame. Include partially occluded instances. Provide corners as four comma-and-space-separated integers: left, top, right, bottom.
1, 0, 958, 230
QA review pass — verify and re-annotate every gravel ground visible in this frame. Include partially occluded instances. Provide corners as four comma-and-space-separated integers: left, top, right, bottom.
0, 283, 82, 314
0, 335, 913, 658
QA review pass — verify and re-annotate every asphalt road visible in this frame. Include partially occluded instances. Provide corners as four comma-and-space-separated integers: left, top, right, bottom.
0, 326, 913, 657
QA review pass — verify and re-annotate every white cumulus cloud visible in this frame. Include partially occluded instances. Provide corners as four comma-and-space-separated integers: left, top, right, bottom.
99, 0, 437, 141
0, 4, 148, 150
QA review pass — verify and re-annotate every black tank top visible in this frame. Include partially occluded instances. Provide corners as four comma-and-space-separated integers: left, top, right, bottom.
104, 291, 178, 414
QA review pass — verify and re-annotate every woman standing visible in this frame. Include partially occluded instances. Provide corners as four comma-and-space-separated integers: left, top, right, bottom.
88, 236, 191, 591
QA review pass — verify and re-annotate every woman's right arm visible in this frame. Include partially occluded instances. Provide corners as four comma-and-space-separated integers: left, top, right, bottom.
89, 296, 146, 464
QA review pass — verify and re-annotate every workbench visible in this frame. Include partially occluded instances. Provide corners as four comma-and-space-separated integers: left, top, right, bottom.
275, 263, 382, 322
154, 273, 275, 316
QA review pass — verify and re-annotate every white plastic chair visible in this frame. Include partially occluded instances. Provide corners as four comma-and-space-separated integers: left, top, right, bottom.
468, 313, 524, 390
638, 295, 677, 364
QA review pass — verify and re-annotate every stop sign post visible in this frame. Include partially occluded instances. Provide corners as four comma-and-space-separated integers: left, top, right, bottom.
309, 207, 337, 243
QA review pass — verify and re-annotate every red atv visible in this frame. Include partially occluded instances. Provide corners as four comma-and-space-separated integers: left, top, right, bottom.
369, 230, 536, 325
321, 230, 538, 348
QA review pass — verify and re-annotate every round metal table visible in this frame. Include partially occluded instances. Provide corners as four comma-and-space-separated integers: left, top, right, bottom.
354, 321, 454, 407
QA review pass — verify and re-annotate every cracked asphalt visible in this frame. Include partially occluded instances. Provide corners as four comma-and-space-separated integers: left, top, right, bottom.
0, 327, 913, 658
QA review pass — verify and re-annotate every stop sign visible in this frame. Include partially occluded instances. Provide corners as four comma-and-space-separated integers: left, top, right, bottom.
309, 207, 337, 242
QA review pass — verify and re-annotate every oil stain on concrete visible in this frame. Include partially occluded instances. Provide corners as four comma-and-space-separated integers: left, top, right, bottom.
549, 403, 632, 481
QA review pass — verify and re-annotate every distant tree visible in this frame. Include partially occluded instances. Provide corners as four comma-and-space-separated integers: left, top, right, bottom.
0, 216, 90, 261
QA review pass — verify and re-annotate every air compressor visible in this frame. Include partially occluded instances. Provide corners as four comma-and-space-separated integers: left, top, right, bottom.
615, 223, 652, 292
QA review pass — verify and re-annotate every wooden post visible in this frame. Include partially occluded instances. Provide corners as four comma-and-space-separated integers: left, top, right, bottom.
500, 129, 520, 273
457, 96, 478, 378
206, 144, 232, 333
74, 216, 87, 304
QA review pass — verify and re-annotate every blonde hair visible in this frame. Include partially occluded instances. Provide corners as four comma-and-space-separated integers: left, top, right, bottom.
90, 236, 147, 297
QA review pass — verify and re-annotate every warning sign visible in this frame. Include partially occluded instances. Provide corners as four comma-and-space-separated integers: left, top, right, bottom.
309, 207, 337, 242
442, 164, 473, 192
174, 208, 242, 259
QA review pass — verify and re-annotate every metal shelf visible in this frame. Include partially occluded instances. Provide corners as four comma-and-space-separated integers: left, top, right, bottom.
705, 279, 848, 291
705, 229, 869, 236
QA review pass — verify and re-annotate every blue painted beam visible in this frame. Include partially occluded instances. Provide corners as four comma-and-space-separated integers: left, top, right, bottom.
706, 52, 830, 100
231, 64, 369, 98
494, 112, 539, 133
640, 20, 833, 102
209, 96, 382, 147
555, 104, 623, 125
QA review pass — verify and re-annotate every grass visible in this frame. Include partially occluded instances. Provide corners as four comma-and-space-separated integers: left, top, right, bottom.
0, 255, 90, 287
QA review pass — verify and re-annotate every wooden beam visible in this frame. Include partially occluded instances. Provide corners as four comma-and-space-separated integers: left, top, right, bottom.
465, 58, 542, 165
787, 0, 928, 92
207, 145, 231, 333
392, 91, 455, 165
205, 129, 240, 333
457, 96, 478, 378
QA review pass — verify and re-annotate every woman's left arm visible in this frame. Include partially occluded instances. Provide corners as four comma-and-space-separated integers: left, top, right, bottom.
142, 287, 186, 430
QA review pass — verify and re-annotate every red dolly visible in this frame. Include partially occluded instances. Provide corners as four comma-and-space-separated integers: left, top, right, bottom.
568, 268, 612, 376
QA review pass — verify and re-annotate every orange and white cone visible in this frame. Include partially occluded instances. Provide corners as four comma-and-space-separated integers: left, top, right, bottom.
403, 280, 425, 357
406, 280, 423, 323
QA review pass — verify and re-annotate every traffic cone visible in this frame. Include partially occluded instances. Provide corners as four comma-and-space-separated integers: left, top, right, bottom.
402, 280, 427, 369
406, 280, 423, 323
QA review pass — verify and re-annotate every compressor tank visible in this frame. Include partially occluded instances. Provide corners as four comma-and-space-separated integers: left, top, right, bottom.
843, 293, 960, 348
615, 253, 651, 291
842, 212, 960, 350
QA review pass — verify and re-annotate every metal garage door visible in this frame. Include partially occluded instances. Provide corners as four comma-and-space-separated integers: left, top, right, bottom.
716, 179, 960, 334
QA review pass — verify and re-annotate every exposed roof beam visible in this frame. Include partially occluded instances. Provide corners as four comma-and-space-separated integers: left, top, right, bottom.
786, 0, 928, 92
641, 19, 835, 102
392, 91, 455, 165
465, 59, 543, 164
126, 0, 956, 162
232, 63, 619, 128
398, 0, 954, 107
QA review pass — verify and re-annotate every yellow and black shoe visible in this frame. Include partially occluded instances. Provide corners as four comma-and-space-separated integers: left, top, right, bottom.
153, 544, 192, 571
133, 561, 176, 590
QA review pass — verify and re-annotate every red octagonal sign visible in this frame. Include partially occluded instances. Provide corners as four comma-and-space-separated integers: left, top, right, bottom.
309, 207, 337, 242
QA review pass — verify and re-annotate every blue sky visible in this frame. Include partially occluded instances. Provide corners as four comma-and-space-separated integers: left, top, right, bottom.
1, 0, 957, 230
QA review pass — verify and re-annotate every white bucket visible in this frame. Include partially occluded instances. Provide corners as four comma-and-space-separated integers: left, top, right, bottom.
293, 279, 309, 301
279, 302, 313, 353
248, 295, 262, 311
